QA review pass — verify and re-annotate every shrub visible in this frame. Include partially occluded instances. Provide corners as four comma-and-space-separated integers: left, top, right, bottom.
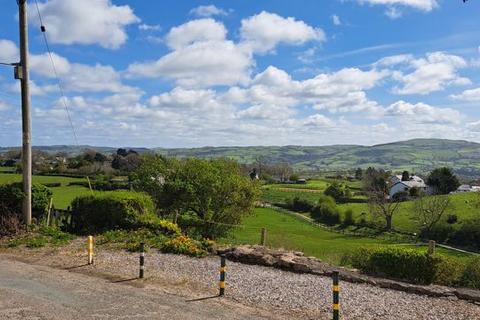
311, 199, 341, 225
162, 235, 207, 257
446, 214, 458, 224
449, 218, 480, 250
345, 247, 460, 285
286, 196, 315, 212
324, 182, 350, 203
421, 223, 455, 243
0, 183, 52, 220
342, 209, 355, 226
460, 257, 480, 289
70, 191, 180, 235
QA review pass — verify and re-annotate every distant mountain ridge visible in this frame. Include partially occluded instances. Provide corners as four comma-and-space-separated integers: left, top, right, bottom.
2, 139, 480, 177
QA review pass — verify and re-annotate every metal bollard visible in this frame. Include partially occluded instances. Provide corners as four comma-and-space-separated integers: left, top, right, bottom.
87, 236, 94, 265
219, 255, 226, 296
139, 243, 145, 279
333, 271, 340, 320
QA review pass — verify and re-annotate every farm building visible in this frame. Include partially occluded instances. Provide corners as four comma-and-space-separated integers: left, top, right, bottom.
389, 174, 428, 198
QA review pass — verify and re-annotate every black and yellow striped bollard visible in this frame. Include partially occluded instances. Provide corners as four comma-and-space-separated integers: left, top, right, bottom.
219, 255, 226, 296
333, 271, 340, 320
139, 243, 145, 279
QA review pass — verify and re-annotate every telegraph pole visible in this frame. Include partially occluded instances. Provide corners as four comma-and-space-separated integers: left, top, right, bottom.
18, 0, 32, 225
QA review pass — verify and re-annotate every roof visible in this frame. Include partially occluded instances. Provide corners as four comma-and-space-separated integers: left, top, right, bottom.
393, 180, 426, 189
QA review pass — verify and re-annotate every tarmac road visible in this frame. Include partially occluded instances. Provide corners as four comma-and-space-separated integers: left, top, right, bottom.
0, 257, 284, 320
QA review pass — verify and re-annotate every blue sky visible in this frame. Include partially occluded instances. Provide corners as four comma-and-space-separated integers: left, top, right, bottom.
0, 0, 480, 148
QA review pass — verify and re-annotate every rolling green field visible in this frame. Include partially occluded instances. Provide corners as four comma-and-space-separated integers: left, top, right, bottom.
261, 179, 480, 235
223, 207, 473, 265
0, 172, 93, 209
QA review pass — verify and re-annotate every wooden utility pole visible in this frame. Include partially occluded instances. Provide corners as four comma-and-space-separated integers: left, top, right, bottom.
18, 0, 32, 225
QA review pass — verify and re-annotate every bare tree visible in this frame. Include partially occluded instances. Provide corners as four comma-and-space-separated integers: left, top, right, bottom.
368, 185, 401, 230
413, 195, 453, 234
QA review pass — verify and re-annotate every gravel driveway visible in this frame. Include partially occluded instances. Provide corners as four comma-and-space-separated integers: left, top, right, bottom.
11, 243, 478, 320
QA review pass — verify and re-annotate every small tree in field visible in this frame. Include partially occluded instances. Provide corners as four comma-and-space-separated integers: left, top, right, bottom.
413, 195, 453, 236
133, 155, 260, 239
427, 167, 460, 195
367, 184, 401, 230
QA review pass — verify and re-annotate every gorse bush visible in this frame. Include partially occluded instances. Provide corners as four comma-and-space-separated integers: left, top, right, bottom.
344, 247, 461, 285
70, 191, 180, 235
162, 235, 208, 257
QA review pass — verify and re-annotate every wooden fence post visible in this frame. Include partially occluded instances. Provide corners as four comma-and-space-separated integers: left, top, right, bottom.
260, 227, 267, 246
428, 240, 436, 255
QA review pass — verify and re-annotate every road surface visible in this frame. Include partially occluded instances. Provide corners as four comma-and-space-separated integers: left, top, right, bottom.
0, 256, 288, 320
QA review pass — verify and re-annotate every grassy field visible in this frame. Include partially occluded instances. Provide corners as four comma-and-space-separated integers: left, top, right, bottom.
223, 207, 473, 265
261, 180, 480, 235
0, 172, 92, 209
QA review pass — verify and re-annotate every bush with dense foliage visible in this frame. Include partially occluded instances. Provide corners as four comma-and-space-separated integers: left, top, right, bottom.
285, 197, 315, 212
162, 235, 208, 257
70, 191, 180, 235
133, 155, 260, 239
342, 209, 355, 226
427, 167, 460, 195
311, 195, 341, 225
449, 218, 480, 250
460, 257, 480, 289
0, 183, 52, 220
344, 247, 461, 285
324, 181, 351, 203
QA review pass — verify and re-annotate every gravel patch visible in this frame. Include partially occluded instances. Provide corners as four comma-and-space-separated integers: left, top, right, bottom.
85, 250, 480, 320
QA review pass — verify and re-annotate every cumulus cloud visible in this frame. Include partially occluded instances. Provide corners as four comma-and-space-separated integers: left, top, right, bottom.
450, 88, 480, 102
31, 0, 139, 49
190, 5, 229, 17
240, 11, 326, 53
0, 39, 18, 62
385, 100, 462, 124
0, 101, 11, 111
390, 52, 470, 95
165, 19, 227, 50
303, 114, 335, 127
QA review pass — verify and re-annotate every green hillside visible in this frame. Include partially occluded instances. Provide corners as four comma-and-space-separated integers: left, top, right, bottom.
3, 138, 480, 177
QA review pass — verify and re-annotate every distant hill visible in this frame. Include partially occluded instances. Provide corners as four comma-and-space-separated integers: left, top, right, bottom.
2, 139, 480, 177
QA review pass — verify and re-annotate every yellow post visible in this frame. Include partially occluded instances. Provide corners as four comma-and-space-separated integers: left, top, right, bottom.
87, 236, 94, 265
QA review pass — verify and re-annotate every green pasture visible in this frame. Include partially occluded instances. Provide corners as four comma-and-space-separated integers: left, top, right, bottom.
223, 207, 473, 265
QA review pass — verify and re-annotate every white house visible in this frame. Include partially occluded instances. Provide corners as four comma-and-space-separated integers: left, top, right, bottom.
389, 174, 427, 198
453, 185, 480, 193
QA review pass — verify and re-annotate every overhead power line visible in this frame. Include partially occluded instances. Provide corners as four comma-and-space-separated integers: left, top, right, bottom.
33, 0, 79, 146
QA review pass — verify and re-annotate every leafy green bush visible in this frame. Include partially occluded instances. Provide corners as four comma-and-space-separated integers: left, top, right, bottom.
450, 219, 480, 250
285, 196, 314, 212
342, 209, 355, 226
324, 182, 351, 203
420, 223, 455, 243
0, 183, 52, 219
345, 247, 460, 285
162, 235, 207, 257
311, 195, 341, 225
460, 257, 480, 289
70, 191, 180, 235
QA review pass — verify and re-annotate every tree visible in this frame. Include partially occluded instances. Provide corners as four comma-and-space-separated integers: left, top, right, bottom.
289, 173, 299, 182
354, 168, 363, 180
401, 170, 410, 181
427, 167, 460, 195
324, 181, 350, 203
367, 183, 400, 230
413, 195, 453, 236
117, 148, 128, 157
133, 156, 260, 239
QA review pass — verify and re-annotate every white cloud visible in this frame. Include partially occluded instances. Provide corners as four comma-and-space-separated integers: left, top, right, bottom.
0, 101, 11, 111
385, 100, 462, 124
127, 40, 252, 87
385, 7, 403, 19
391, 52, 470, 95
357, 0, 438, 11
0, 39, 18, 62
332, 15, 342, 26
31, 0, 139, 49
165, 19, 227, 50
303, 114, 335, 127
190, 5, 229, 17
240, 11, 326, 53
138, 24, 161, 31
450, 88, 480, 102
